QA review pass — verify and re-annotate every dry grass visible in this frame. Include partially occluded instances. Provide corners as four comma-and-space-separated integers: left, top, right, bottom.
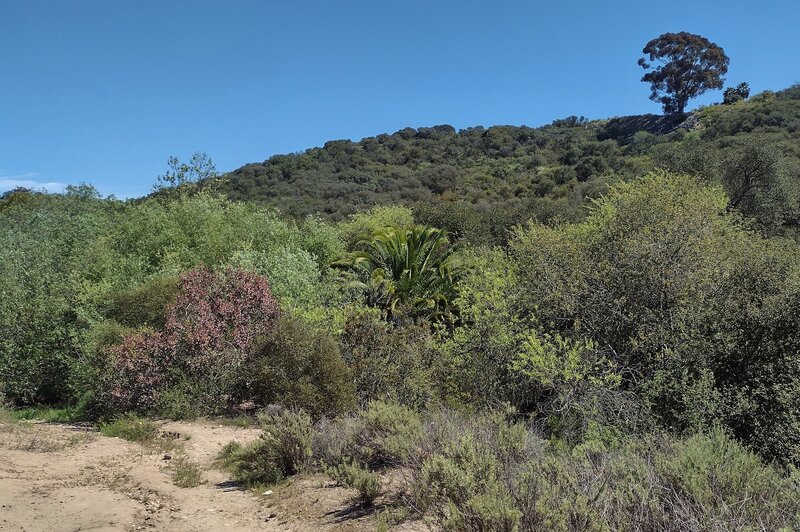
0, 417, 92, 453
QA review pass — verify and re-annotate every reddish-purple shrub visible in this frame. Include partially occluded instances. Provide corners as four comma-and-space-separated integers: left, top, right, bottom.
106, 330, 176, 412
167, 267, 280, 370
105, 267, 280, 413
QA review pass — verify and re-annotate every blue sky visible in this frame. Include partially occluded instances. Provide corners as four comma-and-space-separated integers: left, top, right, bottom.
1, 1, 798, 198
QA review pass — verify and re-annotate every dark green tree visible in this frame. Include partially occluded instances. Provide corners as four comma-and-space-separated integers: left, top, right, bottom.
721, 139, 798, 233
638, 32, 729, 114
723, 82, 751, 104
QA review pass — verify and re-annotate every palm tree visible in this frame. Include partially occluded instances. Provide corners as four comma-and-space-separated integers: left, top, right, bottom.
336, 225, 458, 322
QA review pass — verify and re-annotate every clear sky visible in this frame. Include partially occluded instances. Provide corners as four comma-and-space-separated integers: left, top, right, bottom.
1, 0, 798, 198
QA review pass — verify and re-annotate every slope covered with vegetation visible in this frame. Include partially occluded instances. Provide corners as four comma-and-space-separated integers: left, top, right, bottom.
3, 85, 800, 529
223, 85, 800, 242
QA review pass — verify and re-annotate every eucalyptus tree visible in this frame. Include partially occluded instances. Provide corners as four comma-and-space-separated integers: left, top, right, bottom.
638, 32, 729, 114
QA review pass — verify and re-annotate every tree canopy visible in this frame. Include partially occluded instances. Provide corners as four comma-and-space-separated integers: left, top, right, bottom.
638, 32, 729, 114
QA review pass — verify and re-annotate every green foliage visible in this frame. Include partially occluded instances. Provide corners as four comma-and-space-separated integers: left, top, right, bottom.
414, 201, 531, 247
720, 137, 797, 233
9, 406, 83, 423
700, 84, 800, 138
511, 331, 624, 441
0, 191, 113, 405
510, 172, 800, 461
221, 408, 313, 487
340, 308, 436, 408
153, 152, 221, 199
723, 82, 750, 105
99, 413, 159, 443
433, 247, 526, 408
358, 401, 423, 466
0, 190, 350, 409
311, 401, 423, 469
247, 317, 356, 418
326, 459, 382, 506
226, 247, 324, 310
336, 225, 458, 323
419, 447, 522, 531
213, 85, 799, 240
257, 408, 314, 476
409, 409, 800, 531
657, 427, 796, 525
216, 441, 245, 470
638, 32, 729, 114
172, 453, 204, 488
104, 275, 180, 328
220, 124, 618, 225
409, 409, 530, 531
222, 439, 286, 487
337, 205, 415, 248
3, 83, 800, 530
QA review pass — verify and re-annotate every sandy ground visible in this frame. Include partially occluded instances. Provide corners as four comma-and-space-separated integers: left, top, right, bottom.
0, 417, 426, 532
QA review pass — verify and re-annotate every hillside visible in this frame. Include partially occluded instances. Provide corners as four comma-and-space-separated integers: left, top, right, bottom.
222, 85, 800, 241
4, 85, 800, 531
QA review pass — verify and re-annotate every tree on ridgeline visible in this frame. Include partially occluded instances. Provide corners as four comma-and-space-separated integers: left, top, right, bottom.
638, 32, 729, 114
723, 82, 751, 104
153, 151, 221, 198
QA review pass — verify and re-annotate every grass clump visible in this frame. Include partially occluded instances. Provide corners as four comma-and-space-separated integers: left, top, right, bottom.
217, 440, 244, 468
99, 413, 158, 444
172, 452, 203, 488
9, 405, 83, 423
224, 415, 254, 428
0, 408, 15, 424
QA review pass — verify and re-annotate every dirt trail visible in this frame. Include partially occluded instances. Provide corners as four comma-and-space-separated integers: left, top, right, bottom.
0, 418, 424, 531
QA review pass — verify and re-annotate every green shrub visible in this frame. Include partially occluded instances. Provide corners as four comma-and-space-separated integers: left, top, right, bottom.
0, 192, 110, 406
358, 401, 423, 467
226, 247, 330, 312
221, 409, 313, 487
257, 408, 314, 475
416, 436, 522, 531
312, 415, 362, 467
311, 401, 424, 470
340, 309, 436, 409
247, 317, 355, 418
337, 205, 415, 248
153, 384, 205, 420
216, 441, 244, 469
657, 427, 800, 528
326, 459, 382, 506
510, 172, 800, 462
408, 408, 800, 531
104, 275, 180, 328
224, 439, 286, 487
